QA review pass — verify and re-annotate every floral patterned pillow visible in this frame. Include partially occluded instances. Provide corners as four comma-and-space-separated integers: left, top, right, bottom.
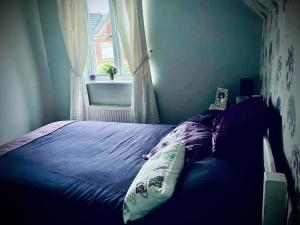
123, 141, 185, 223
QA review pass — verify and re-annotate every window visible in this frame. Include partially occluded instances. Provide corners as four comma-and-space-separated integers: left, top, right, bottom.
86, 0, 131, 79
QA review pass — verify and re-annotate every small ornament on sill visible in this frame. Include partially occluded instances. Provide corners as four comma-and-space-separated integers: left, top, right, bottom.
90, 75, 96, 81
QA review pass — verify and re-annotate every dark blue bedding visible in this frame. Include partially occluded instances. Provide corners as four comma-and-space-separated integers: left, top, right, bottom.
0, 121, 174, 225
0, 120, 263, 225
136, 156, 263, 225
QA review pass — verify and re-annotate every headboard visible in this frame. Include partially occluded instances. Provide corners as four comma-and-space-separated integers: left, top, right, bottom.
262, 135, 288, 225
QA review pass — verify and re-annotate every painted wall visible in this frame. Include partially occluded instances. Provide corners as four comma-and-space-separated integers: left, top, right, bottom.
260, 0, 300, 223
143, 0, 262, 124
87, 83, 132, 106
38, 0, 70, 120
0, 0, 56, 144
36, 0, 262, 125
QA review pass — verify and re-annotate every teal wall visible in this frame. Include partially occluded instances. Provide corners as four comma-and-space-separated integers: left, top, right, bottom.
36, 0, 262, 125
0, 0, 56, 144
0, 0, 262, 139
38, 0, 70, 120
143, 0, 262, 124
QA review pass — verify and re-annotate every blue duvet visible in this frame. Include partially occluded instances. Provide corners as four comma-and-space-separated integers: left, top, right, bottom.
0, 121, 173, 224
0, 121, 263, 225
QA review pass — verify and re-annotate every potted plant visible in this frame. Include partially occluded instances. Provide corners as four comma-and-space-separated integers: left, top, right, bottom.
103, 64, 117, 80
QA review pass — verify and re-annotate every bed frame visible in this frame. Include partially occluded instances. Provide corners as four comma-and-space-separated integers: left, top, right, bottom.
262, 135, 288, 225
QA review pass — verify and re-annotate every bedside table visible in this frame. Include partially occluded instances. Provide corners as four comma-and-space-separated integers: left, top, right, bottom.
209, 104, 225, 110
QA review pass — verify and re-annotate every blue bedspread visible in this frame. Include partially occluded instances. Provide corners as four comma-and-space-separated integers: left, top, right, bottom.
0, 121, 174, 225
0, 121, 263, 225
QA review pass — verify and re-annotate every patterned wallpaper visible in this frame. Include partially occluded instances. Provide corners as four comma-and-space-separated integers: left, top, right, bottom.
260, 0, 300, 223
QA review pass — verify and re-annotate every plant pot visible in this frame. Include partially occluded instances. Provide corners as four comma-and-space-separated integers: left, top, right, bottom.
110, 73, 114, 80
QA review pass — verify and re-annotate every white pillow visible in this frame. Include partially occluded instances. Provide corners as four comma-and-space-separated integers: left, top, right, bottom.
123, 141, 185, 223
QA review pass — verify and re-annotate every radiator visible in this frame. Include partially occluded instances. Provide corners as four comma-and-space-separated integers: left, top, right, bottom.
88, 105, 132, 123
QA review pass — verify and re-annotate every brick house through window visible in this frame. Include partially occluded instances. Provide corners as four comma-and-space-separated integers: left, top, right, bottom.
87, 2, 130, 76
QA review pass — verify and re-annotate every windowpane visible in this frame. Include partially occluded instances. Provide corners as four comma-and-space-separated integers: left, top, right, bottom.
86, 0, 131, 77
87, 0, 114, 74
92, 36, 115, 73
87, 0, 109, 15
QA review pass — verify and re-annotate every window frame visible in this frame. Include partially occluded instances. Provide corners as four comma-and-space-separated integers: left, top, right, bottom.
86, 0, 132, 80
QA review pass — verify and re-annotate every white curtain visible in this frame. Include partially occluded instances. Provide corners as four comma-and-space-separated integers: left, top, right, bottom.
57, 0, 89, 120
112, 0, 159, 124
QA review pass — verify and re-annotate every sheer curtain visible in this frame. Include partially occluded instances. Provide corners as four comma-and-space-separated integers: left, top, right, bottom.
112, 0, 159, 124
57, 0, 89, 120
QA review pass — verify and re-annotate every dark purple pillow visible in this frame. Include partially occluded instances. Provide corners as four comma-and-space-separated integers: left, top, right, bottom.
143, 121, 212, 165
185, 110, 221, 127
211, 96, 269, 161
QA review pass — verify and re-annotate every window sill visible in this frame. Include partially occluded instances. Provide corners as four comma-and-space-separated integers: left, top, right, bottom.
86, 80, 132, 85
86, 75, 132, 84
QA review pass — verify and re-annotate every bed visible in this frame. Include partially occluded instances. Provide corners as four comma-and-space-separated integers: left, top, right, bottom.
0, 98, 287, 225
